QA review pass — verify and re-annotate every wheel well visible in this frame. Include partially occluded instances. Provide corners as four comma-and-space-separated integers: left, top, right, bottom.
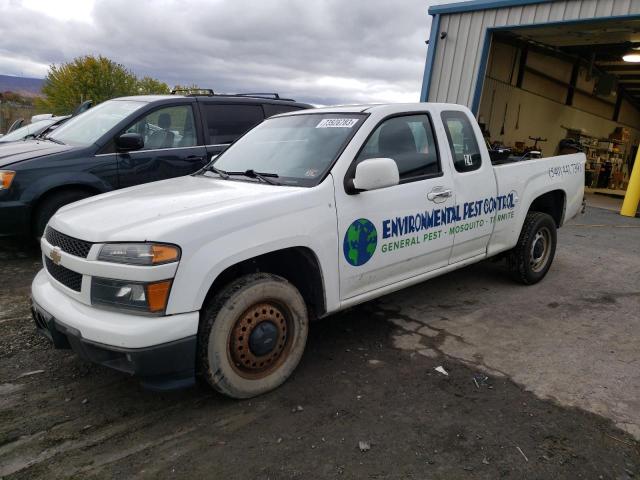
203, 247, 326, 319
527, 190, 565, 227
31, 184, 101, 223
33, 185, 101, 211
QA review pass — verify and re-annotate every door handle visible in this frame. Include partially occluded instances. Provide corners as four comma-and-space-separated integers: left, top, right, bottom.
427, 188, 453, 203
186, 155, 205, 161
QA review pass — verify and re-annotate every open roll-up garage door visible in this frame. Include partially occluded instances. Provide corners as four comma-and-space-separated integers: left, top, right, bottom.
476, 18, 640, 194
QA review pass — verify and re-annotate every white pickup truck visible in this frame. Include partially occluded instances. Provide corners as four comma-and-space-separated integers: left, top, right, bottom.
32, 103, 585, 398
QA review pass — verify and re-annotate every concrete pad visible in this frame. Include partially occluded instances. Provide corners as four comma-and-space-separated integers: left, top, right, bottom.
585, 191, 623, 212
382, 207, 640, 438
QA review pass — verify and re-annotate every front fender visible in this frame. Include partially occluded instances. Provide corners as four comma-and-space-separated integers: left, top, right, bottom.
165, 181, 340, 315
22, 171, 115, 203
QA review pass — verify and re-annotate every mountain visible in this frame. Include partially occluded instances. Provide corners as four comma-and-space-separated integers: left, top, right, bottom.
0, 75, 44, 97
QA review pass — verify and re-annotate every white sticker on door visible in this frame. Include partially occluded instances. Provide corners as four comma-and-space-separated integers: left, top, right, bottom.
316, 118, 359, 128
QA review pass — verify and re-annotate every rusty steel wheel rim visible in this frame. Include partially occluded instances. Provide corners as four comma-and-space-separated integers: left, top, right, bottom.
530, 226, 552, 273
229, 301, 291, 379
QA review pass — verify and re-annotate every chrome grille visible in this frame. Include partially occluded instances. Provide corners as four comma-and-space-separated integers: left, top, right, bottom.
45, 227, 92, 258
45, 256, 82, 292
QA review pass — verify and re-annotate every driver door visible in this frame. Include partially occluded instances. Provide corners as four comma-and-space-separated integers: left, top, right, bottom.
117, 104, 207, 188
335, 113, 456, 300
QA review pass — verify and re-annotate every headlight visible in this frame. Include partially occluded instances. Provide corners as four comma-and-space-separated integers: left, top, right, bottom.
91, 277, 172, 315
0, 171, 15, 190
98, 243, 180, 265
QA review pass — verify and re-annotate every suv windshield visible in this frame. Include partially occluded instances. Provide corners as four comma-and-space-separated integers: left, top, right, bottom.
207, 113, 366, 186
48, 100, 146, 146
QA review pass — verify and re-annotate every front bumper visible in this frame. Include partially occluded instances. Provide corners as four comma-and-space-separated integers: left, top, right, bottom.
31, 269, 200, 390
0, 200, 30, 237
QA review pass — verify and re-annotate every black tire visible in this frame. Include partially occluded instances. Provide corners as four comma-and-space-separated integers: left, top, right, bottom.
33, 189, 93, 239
508, 212, 557, 285
197, 273, 309, 399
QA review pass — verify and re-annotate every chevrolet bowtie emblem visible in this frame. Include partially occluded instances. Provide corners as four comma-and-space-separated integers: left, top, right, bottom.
50, 247, 62, 265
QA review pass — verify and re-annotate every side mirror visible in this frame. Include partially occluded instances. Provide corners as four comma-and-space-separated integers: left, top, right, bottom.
350, 158, 399, 193
116, 133, 144, 152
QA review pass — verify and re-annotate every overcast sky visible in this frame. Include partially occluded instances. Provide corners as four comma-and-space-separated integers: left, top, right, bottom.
0, 0, 451, 105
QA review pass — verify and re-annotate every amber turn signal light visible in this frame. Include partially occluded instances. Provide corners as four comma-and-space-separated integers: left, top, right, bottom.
0, 171, 16, 190
151, 245, 180, 264
145, 280, 172, 312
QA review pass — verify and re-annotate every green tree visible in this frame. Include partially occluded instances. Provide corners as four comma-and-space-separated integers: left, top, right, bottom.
136, 76, 170, 95
35, 55, 170, 115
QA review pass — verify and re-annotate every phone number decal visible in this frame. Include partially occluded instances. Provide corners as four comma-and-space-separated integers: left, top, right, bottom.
549, 162, 583, 179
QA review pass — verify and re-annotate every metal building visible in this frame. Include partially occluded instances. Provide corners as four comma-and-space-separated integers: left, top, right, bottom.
421, 0, 640, 198
421, 0, 640, 110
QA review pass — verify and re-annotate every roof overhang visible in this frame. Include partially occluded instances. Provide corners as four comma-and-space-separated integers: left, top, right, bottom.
428, 0, 553, 16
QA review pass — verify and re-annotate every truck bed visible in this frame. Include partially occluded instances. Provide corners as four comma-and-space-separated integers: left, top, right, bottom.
487, 152, 585, 255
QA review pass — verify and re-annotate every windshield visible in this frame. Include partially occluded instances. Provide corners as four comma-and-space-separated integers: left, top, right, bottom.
0, 119, 55, 142
48, 100, 146, 146
208, 113, 366, 186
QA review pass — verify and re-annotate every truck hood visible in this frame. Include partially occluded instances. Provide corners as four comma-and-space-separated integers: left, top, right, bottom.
0, 140, 75, 168
51, 175, 307, 242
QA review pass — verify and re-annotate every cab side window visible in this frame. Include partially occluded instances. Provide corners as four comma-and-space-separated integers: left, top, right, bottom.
355, 114, 440, 181
202, 104, 264, 145
125, 105, 197, 150
441, 111, 482, 173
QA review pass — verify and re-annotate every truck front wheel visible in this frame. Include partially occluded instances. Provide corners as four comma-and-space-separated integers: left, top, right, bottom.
508, 212, 557, 285
197, 273, 309, 398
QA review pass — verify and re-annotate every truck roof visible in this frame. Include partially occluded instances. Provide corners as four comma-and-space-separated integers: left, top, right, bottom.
302, 104, 380, 113
283, 102, 470, 115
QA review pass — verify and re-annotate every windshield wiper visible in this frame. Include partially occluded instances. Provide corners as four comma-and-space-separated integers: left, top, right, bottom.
42, 136, 65, 145
225, 169, 279, 185
203, 164, 230, 179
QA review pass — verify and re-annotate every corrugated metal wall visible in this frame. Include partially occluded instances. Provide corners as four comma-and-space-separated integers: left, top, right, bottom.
427, 0, 640, 107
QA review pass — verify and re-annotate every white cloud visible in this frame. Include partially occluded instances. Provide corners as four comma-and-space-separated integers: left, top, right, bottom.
0, 54, 49, 78
0, 0, 453, 104
21, 0, 95, 22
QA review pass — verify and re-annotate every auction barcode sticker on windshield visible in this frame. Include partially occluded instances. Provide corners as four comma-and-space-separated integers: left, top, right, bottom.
316, 118, 359, 128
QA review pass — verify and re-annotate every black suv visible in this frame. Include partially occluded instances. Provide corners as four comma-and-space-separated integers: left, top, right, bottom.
0, 90, 312, 238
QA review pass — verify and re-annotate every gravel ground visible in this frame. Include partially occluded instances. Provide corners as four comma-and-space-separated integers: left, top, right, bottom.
1, 206, 639, 479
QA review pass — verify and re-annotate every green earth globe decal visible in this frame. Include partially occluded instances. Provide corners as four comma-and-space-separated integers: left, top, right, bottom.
343, 218, 377, 266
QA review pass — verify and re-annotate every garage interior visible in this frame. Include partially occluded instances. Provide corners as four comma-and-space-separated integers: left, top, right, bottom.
476, 17, 640, 195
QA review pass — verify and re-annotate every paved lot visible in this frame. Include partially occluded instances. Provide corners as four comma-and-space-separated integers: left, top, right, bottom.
387, 205, 640, 439
584, 191, 623, 212
1, 205, 639, 479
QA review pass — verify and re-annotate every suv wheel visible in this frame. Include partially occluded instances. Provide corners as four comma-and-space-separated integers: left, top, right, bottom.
33, 189, 92, 239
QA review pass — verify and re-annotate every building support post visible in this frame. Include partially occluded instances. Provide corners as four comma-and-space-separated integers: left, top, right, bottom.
612, 88, 623, 122
565, 62, 579, 106
516, 46, 528, 88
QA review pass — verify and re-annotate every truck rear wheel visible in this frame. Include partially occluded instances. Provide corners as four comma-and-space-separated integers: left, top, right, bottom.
197, 273, 309, 398
508, 212, 557, 285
